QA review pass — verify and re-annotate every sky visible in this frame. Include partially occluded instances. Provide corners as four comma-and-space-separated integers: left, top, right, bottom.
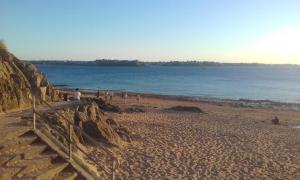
0, 0, 299, 64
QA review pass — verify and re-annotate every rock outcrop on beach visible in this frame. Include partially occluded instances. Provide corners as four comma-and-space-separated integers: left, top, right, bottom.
0, 48, 57, 112
91, 98, 122, 113
43, 101, 132, 148
165, 106, 204, 113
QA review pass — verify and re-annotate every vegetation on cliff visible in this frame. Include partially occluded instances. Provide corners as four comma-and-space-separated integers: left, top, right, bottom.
0, 40, 7, 50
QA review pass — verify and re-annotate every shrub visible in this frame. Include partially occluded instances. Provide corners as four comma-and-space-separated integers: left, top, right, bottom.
0, 40, 7, 50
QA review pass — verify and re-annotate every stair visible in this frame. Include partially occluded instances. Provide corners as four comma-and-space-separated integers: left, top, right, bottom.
0, 127, 31, 144
53, 165, 79, 180
0, 128, 85, 180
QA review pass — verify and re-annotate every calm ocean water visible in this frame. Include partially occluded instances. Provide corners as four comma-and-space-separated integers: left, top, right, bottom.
36, 64, 300, 103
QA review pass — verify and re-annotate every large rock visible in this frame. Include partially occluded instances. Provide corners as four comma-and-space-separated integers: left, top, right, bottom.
43, 102, 131, 147
0, 49, 56, 112
90, 98, 122, 113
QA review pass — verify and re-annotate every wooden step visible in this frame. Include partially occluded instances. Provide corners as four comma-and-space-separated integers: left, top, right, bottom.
4, 144, 48, 166
16, 156, 55, 178
36, 162, 69, 180
0, 127, 31, 144
53, 165, 84, 180
0, 141, 30, 157
4, 154, 23, 166
54, 171, 79, 180
63, 172, 79, 180
0, 167, 22, 179
23, 142, 48, 159
0, 155, 13, 166
1, 145, 48, 168
0, 135, 38, 153
75, 174, 86, 180
34, 129, 98, 180
21, 157, 70, 180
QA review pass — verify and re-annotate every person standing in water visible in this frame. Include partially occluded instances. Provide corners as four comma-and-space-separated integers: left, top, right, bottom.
74, 88, 81, 101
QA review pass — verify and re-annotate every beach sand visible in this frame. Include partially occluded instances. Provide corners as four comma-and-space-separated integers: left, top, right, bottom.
102, 96, 300, 179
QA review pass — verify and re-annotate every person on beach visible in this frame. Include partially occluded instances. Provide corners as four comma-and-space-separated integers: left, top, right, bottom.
123, 92, 128, 104
74, 88, 81, 101
63, 93, 69, 101
105, 91, 109, 101
96, 90, 101, 98
110, 91, 114, 102
137, 94, 141, 104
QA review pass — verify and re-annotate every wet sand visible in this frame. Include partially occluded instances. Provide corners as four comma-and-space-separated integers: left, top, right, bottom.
107, 96, 300, 179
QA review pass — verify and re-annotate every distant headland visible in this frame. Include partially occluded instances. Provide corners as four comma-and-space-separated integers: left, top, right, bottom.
29, 59, 299, 67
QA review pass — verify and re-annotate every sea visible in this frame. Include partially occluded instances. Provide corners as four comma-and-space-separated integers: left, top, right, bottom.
35, 64, 300, 103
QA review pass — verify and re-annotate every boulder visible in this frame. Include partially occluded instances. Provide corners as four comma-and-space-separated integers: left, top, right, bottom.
43, 102, 132, 147
86, 97, 122, 113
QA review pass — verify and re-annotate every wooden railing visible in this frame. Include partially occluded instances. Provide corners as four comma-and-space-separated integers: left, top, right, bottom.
32, 96, 118, 180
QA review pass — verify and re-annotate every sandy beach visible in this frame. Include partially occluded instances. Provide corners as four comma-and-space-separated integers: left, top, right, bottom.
95, 94, 300, 179
2, 1, 300, 178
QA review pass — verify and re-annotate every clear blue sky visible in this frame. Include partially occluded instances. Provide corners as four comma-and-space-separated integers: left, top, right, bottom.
1, 0, 299, 63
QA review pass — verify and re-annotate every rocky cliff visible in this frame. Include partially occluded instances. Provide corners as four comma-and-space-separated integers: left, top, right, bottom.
0, 49, 57, 113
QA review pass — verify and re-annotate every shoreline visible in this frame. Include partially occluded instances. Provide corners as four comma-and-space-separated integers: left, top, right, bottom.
58, 87, 300, 112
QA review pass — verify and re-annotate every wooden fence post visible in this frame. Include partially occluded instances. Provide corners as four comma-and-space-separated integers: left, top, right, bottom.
69, 123, 72, 160
112, 160, 116, 180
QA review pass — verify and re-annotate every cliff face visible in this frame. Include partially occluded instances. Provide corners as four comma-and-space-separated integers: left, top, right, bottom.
0, 49, 56, 112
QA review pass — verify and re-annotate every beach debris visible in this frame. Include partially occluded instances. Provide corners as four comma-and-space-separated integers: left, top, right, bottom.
165, 106, 204, 113
271, 116, 279, 125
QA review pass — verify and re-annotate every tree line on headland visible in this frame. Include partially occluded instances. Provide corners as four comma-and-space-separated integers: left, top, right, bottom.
29, 59, 299, 67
